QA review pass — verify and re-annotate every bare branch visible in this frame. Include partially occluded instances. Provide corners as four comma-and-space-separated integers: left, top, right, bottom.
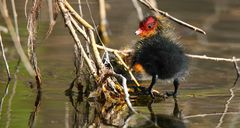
0, 0, 35, 77
25, 0, 29, 17
58, 0, 97, 77
70, 14, 89, 41
138, 0, 206, 35
45, 0, 58, 39
186, 54, 240, 62
63, 0, 93, 29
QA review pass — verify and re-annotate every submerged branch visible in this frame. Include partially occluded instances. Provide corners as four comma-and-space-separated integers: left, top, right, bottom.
137, 0, 206, 35
216, 84, 236, 128
233, 56, 240, 81
184, 112, 240, 119
215, 57, 239, 128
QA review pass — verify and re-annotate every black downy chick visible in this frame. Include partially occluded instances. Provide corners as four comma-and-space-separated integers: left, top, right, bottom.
132, 16, 188, 98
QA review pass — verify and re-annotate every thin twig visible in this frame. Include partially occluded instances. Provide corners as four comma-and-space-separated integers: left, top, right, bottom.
0, 33, 11, 80
138, 0, 206, 35
98, 0, 110, 43
25, 0, 29, 17
45, 0, 58, 39
186, 54, 240, 62
10, 0, 20, 41
96, 45, 130, 56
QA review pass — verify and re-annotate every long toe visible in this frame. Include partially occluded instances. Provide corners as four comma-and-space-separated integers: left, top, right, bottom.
147, 89, 155, 99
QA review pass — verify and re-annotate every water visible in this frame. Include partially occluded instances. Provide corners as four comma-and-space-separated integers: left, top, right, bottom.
0, 0, 240, 127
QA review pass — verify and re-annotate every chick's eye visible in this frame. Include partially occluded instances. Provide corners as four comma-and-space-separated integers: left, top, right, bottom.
147, 24, 152, 29
146, 23, 154, 29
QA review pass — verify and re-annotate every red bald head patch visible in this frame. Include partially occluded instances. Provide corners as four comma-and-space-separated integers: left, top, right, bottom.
135, 16, 159, 38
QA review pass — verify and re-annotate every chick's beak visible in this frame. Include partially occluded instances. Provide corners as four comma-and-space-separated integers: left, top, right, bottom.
135, 29, 142, 35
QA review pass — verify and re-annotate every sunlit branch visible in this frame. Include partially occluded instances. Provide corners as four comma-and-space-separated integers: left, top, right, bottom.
58, 0, 97, 77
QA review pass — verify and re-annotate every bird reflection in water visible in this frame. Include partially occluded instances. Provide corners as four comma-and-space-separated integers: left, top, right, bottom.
146, 98, 186, 128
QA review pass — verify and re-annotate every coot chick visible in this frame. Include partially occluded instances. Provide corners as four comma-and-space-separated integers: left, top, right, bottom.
132, 16, 188, 98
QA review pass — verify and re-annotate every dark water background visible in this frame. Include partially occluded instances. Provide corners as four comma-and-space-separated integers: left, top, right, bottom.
0, 0, 240, 127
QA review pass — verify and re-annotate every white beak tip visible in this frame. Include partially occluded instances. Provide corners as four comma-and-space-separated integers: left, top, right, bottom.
135, 29, 142, 35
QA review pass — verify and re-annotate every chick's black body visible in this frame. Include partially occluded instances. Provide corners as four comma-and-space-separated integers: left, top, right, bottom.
132, 33, 188, 97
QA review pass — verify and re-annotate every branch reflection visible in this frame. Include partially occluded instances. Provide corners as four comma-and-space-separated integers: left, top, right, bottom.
28, 89, 41, 128
66, 91, 132, 127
